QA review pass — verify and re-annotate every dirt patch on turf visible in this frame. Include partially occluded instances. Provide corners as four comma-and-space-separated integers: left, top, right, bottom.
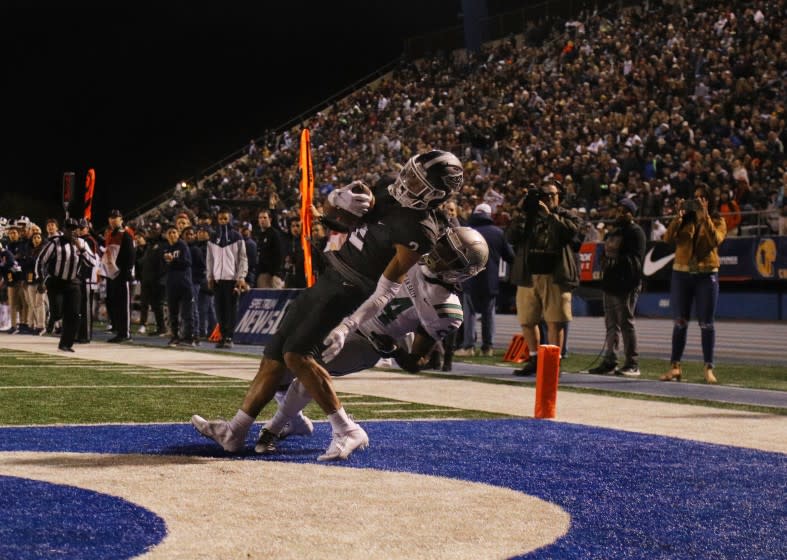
0, 452, 569, 560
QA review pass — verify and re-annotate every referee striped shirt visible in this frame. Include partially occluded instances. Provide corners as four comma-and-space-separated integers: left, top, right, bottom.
36, 234, 97, 282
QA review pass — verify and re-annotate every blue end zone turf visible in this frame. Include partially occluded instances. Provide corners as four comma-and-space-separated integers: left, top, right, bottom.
1, 419, 784, 559
0, 475, 166, 560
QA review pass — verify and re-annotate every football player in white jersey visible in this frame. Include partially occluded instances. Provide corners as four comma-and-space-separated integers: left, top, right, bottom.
254, 226, 489, 454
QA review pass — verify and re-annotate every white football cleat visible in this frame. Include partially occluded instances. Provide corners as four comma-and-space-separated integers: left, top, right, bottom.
191, 414, 244, 453
317, 426, 369, 461
278, 413, 314, 439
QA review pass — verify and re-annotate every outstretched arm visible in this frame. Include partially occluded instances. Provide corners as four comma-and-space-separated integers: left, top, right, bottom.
322, 244, 420, 362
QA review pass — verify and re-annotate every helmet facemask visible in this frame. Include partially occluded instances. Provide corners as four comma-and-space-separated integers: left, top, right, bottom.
421, 227, 488, 284
388, 152, 463, 210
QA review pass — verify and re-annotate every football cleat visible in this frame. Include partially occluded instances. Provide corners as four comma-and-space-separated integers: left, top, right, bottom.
278, 413, 314, 439
254, 428, 279, 454
191, 415, 244, 453
317, 426, 369, 461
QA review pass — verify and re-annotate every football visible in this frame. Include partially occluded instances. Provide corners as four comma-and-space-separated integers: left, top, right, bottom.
320, 182, 375, 233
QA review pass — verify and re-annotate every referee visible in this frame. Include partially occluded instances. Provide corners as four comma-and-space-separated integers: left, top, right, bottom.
36, 218, 97, 352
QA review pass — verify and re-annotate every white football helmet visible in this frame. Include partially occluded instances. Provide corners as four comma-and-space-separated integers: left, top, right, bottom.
388, 150, 463, 210
421, 226, 488, 284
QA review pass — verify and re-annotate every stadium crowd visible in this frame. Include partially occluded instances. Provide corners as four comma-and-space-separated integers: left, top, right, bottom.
1, 0, 786, 347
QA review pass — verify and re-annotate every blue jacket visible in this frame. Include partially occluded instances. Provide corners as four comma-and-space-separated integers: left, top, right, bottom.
462, 213, 514, 301
162, 239, 192, 287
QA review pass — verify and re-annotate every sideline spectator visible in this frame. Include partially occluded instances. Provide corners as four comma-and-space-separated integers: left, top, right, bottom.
660, 185, 727, 384
182, 226, 205, 345
103, 209, 135, 343
456, 203, 514, 357
255, 209, 284, 288
162, 224, 193, 347
206, 208, 248, 348
589, 198, 646, 376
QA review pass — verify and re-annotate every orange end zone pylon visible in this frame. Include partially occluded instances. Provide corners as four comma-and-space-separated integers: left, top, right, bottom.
502, 334, 529, 363
208, 324, 222, 342
534, 344, 561, 419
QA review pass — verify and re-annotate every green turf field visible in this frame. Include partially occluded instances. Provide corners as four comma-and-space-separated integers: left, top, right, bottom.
0, 350, 511, 425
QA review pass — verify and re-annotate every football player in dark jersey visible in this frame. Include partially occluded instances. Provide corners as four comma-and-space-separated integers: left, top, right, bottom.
192, 150, 464, 460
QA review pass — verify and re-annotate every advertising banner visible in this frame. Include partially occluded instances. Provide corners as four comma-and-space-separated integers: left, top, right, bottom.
232, 289, 302, 346
580, 236, 787, 289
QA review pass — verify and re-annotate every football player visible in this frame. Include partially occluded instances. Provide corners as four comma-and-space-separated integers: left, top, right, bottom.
254, 226, 489, 454
192, 150, 465, 460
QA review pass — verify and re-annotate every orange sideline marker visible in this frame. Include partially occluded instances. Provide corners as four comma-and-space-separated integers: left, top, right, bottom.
208, 324, 222, 342
502, 334, 529, 363
534, 344, 561, 419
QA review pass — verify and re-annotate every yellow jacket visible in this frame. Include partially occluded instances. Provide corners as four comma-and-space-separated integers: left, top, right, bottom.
663, 214, 727, 273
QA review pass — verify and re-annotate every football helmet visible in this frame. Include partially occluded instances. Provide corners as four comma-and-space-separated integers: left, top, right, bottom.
388, 150, 463, 210
421, 226, 488, 284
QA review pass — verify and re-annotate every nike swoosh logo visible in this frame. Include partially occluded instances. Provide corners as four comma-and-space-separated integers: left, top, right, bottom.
642, 248, 675, 276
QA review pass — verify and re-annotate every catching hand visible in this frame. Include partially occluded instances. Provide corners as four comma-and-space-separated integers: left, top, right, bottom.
322, 319, 353, 362
329, 181, 373, 217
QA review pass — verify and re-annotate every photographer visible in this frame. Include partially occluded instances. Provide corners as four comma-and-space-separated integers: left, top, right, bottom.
660, 185, 727, 384
507, 183, 581, 376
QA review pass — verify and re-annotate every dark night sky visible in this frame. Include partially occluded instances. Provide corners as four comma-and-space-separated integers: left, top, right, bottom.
4, 1, 472, 225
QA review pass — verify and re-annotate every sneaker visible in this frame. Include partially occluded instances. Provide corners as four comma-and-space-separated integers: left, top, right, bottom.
317, 426, 369, 461
137, 325, 147, 335
513, 360, 538, 376
215, 341, 225, 349
254, 428, 279, 454
441, 358, 452, 372
588, 360, 617, 375
278, 414, 314, 439
454, 347, 476, 357
616, 365, 641, 377
190, 415, 244, 453
58, 344, 75, 352
223, 339, 233, 349
168, 337, 180, 347
480, 348, 494, 357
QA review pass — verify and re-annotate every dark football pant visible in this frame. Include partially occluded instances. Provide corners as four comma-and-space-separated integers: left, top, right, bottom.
263, 268, 368, 361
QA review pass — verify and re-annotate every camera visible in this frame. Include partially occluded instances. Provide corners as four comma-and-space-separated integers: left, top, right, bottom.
521, 187, 545, 215
683, 199, 701, 213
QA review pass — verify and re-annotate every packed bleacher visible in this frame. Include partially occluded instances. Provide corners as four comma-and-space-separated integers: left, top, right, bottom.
131, 0, 785, 240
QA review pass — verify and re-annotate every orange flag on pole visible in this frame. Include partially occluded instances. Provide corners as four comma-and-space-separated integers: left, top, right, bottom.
84, 168, 96, 222
299, 129, 315, 287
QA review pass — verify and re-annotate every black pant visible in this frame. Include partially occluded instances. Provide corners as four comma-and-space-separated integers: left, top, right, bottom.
78, 281, 93, 341
48, 278, 81, 348
107, 277, 130, 337
167, 282, 193, 339
140, 281, 166, 332
45, 277, 63, 331
214, 280, 239, 342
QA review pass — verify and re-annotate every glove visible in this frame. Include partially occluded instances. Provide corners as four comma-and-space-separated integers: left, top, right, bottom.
328, 181, 372, 217
322, 319, 354, 363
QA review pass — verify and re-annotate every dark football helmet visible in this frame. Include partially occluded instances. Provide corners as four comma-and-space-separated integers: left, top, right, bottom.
421, 226, 488, 284
388, 150, 464, 210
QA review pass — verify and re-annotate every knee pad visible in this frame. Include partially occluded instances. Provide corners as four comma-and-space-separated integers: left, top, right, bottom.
674, 319, 688, 329
698, 322, 714, 331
